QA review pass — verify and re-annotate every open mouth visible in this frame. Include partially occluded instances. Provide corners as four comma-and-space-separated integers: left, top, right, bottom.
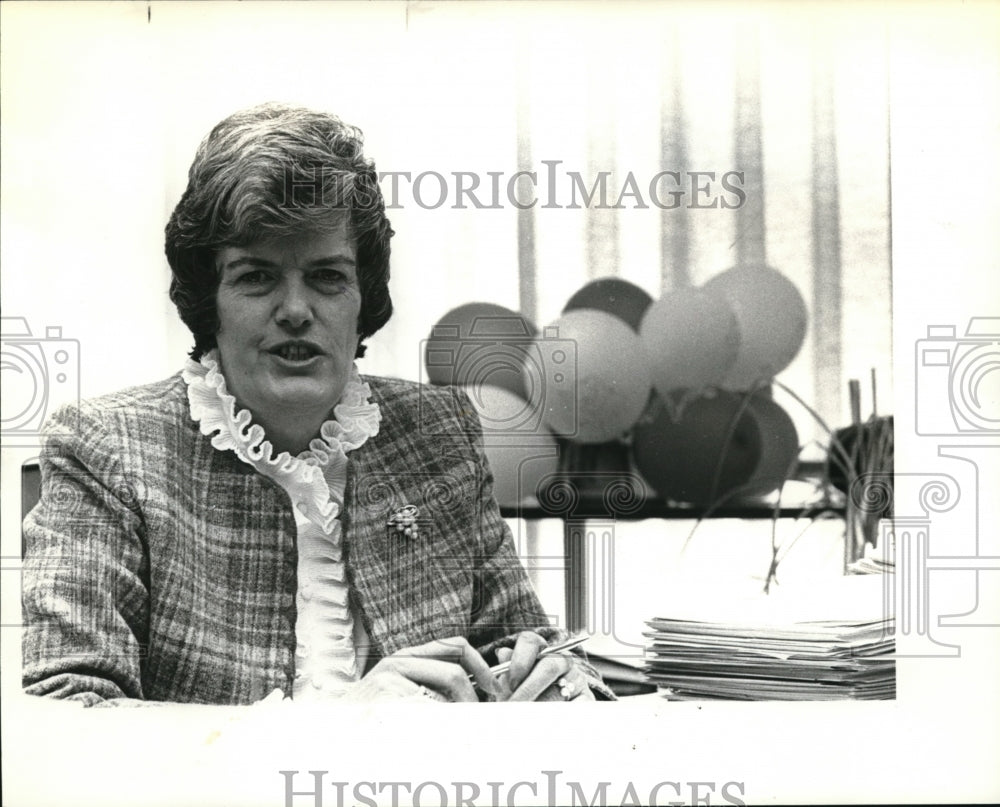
270, 343, 321, 362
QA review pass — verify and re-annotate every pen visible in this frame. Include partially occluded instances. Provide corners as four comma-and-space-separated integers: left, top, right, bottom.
472, 634, 590, 682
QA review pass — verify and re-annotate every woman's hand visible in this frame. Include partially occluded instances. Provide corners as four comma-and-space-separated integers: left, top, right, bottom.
347, 637, 502, 703
495, 632, 596, 702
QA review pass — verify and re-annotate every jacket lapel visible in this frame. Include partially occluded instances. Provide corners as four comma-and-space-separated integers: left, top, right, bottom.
340, 380, 479, 661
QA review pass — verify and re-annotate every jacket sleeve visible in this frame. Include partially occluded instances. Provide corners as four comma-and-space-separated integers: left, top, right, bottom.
22, 404, 151, 706
450, 388, 616, 700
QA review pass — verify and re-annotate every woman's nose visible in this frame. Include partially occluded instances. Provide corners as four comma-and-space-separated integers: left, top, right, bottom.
274, 279, 313, 328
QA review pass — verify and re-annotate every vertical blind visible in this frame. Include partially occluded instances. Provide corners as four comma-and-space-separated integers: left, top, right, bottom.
368, 17, 893, 454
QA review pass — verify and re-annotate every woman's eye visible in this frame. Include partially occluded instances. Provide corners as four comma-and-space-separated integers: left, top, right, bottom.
236, 270, 272, 286
312, 269, 347, 286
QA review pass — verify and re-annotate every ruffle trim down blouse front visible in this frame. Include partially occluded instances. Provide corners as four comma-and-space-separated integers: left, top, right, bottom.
182, 350, 381, 700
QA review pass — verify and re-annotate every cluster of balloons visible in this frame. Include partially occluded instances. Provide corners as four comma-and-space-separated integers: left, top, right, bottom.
423, 302, 558, 506
424, 267, 807, 506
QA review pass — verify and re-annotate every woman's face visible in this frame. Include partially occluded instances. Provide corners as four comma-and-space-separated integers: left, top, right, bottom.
214, 220, 362, 429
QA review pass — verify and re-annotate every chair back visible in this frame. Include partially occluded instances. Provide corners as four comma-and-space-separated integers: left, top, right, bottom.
21, 460, 40, 557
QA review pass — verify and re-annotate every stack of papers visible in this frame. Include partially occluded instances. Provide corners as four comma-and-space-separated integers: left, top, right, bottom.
848, 534, 896, 575
643, 576, 895, 700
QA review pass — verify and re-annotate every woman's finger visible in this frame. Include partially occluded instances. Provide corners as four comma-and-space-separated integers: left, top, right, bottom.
524, 665, 593, 702
507, 653, 573, 702
493, 648, 514, 700
556, 667, 595, 702
392, 637, 501, 698
345, 671, 418, 702
507, 631, 548, 691
378, 655, 481, 702
347, 670, 447, 703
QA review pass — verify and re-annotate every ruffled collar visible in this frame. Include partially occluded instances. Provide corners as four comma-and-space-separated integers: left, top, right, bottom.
181, 349, 380, 532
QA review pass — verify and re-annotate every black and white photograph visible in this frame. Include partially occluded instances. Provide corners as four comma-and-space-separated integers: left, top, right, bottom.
1, 2, 997, 805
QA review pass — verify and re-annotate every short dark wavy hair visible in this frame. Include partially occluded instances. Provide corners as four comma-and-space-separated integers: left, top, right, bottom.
165, 103, 393, 359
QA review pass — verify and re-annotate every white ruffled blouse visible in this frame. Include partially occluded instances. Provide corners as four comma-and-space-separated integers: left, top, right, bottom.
182, 349, 381, 700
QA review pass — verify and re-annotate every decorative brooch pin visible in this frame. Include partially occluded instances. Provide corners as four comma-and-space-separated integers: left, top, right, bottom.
387, 504, 420, 538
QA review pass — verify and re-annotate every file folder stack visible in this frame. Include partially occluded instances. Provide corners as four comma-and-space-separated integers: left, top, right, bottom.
848, 529, 896, 575
643, 575, 895, 700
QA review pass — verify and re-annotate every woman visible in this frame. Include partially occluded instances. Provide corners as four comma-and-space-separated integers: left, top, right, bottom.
21, 104, 610, 705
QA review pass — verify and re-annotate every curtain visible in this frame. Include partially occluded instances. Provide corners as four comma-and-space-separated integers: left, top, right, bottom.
363, 16, 893, 455
351, 16, 894, 634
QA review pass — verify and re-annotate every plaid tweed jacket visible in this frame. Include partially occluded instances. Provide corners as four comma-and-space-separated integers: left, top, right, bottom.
22, 373, 603, 705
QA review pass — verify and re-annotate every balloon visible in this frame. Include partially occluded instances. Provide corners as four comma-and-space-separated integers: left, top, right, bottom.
465, 384, 560, 506
424, 303, 537, 399
632, 391, 762, 505
563, 277, 654, 332
743, 393, 800, 492
702, 265, 808, 390
526, 309, 651, 444
463, 381, 541, 436
639, 286, 741, 395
